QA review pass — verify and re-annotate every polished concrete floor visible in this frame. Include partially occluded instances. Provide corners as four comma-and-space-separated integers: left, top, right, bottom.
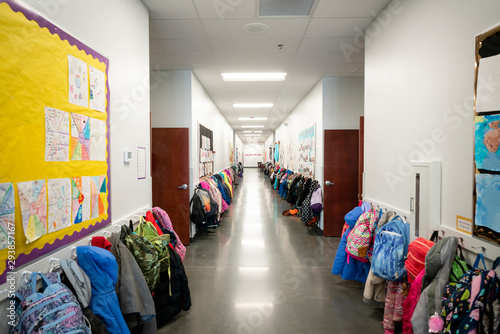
159, 168, 384, 334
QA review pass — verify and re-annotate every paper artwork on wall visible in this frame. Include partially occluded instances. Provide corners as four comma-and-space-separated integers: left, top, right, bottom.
298, 124, 316, 178
17, 180, 47, 243
89, 65, 106, 112
72, 176, 90, 224
45, 107, 70, 161
475, 173, 500, 233
47, 178, 72, 233
0, 183, 14, 250
68, 55, 88, 108
475, 114, 500, 171
90, 117, 106, 161
91, 176, 106, 219
70, 113, 90, 160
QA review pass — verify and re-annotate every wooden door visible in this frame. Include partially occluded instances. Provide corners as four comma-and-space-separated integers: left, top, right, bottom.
323, 130, 359, 237
152, 128, 191, 245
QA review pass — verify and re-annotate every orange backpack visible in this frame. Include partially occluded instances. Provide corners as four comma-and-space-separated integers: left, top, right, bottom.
405, 236, 435, 283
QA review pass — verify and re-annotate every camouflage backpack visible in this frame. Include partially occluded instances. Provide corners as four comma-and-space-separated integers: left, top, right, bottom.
121, 223, 161, 291
135, 217, 171, 273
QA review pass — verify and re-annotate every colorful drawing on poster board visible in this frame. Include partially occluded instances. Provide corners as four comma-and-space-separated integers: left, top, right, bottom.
90, 117, 106, 161
47, 178, 72, 233
475, 114, 500, 171
90, 176, 106, 219
475, 173, 500, 233
45, 107, 70, 161
89, 65, 106, 112
68, 55, 88, 108
298, 124, 316, 178
0, 183, 14, 250
70, 113, 90, 160
72, 177, 90, 224
17, 180, 47, 243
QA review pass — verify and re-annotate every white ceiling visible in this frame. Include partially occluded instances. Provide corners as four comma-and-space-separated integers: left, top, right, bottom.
143, 0, 391, 144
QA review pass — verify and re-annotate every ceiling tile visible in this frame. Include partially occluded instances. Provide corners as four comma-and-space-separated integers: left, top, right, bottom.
213, 52, 295, 70
201, 18, 309, 39
313, 0, 391, 18
149, 20, 205, 40
305, 18, 371, 38
150, 53, 213, 67
143, 0, 198, 19
294, 51, 364, 64
150, 39, 211, 54
209, 38, 301, 56
300, 37, 362, 53
193, 0, 256, 19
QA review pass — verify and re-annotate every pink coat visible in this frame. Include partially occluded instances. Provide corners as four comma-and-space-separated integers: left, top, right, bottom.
403, 270, 425, 334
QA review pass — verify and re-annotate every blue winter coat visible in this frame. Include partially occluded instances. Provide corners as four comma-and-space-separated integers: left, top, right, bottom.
331, 206, 370, 283
77, 246, 130, 334
213, 175, 231, 205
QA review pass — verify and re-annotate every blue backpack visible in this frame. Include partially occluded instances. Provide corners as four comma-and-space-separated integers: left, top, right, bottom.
12, 272, 90, 333
371, 215, 410, 281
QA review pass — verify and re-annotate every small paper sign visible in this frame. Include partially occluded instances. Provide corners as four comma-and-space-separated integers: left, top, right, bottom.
456, 215, 473, 235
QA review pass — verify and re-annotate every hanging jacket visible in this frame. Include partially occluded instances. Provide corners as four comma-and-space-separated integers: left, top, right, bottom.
296, 178, 312, 207
109, 233, 156, 333
214, 174, 231, 205
77, 245, 130, 334
154, 244, 192, 327
301, 180, 319, 223
286, 175, 302, 205
331, 206, 370, 283
411, 236, 458, 334
152, 207, 186, 262
403, 269, 425, 334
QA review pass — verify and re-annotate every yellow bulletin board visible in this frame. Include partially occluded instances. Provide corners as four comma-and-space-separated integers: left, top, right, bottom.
0, 1, 110, 283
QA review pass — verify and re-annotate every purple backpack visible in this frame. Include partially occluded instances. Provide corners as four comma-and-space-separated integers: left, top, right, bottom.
12, 271, 90, 333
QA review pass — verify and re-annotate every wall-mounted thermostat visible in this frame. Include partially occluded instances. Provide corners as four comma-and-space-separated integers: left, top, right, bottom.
123, 150, 132, 163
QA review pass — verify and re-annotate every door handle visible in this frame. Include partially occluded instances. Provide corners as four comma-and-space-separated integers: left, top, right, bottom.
178, 184, 188, 189
325, 181, 334, 186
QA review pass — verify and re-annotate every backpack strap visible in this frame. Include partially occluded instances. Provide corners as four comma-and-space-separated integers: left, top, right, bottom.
473, 253, 487, 270
430, 230, 439, 243
491, 256, 500, 270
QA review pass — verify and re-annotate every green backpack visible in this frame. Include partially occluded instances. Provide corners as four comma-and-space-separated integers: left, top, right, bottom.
135, 217, 171, 273
449, 244, 471, 282
121, 223, 161, 291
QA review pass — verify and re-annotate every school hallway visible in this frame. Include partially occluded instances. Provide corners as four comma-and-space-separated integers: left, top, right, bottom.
159, 168, 384, 334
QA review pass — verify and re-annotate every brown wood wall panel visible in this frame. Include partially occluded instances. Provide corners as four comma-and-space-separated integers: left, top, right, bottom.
152, 128, 191, 245
323, 130, 359, 237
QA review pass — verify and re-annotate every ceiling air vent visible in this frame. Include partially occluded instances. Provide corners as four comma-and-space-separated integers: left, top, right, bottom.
259, 0, 315, 17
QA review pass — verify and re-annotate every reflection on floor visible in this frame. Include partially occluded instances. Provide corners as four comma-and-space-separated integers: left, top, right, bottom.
158, 168, 384, 334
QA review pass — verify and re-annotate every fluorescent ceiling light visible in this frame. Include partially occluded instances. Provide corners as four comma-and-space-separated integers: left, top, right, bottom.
241, 125, 264, 128
233, 103, 274, 108
238, 117, 267, 121
244, 134, 261, 137
243, 130, 262, 133
222, 73, 286, 81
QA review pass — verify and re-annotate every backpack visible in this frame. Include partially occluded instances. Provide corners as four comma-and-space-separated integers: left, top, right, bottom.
449, 244, 471, 283
135, 217, 171, 273
405, 236, 435, 284
152, 206, 186, 262
310, 186, 323, 212
120, 224, 161, 291
12, 271, 90, 334
345, 209, 378, 262
480, 257, 500, 334
371, 215, 410, 281
403, 270, 425, 334
441, 254, 499, 334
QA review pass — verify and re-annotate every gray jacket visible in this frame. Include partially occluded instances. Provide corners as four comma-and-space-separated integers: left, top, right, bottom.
411, 236, 458, 334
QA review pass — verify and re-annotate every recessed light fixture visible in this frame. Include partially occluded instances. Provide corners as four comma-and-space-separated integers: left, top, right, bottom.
242, 125, 264, 128
244, 134, 261, 137
222, 73, 286, 82
233, 103, 274, 108
243, 130, 263, 133
238, 117, 267, 121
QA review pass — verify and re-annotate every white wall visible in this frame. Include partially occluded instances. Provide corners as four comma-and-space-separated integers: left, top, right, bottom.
264, 133, 274, 163
191, 73, 234, 177
323, 77, 364, 129
19, 0, 152, 224
150, 71, 192, 127
243, 144, 265, 167
235, 134, 244, 164
365, 0, 500, 259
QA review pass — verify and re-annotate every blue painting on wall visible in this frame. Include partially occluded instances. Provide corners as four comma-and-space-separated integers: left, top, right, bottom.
475, 114, 500, 171
475, 173, 500, 233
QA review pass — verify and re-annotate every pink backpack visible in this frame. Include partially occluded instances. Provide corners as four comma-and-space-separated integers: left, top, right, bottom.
403, 269, 425, 334
345, 209, 377, 262
152, 207, 186, 262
